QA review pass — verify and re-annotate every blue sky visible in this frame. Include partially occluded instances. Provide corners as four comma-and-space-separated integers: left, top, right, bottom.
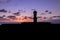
0, 0, 60, 15
0, 0, 60, 23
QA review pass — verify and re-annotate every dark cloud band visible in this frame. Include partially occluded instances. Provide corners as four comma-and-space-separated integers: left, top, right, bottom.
0, 9, 7, 13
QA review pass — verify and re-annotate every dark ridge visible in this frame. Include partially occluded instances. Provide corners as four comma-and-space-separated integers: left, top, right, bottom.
0, 22, 60, 32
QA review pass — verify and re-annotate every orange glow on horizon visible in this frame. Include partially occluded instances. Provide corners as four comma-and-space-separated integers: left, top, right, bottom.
12, 16, 28, 22
1, 15, 60, 22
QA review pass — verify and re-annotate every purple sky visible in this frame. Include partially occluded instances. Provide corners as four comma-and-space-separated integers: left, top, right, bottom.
0, 0, 60, 23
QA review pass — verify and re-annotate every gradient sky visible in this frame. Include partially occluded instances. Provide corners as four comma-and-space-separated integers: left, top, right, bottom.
0, 0, 60, 23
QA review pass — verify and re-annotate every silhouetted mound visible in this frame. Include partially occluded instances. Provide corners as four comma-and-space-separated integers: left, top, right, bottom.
21, 22, 51, 24
0, 22, 60, 32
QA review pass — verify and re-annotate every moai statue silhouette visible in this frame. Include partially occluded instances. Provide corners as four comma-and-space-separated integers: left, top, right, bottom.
33, 10, 37, 23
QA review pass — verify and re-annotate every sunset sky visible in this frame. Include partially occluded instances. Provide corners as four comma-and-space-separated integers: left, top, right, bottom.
0, 0, 60, 23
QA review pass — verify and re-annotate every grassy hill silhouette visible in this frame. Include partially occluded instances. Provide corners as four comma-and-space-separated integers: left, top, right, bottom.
0, 22, 60, 32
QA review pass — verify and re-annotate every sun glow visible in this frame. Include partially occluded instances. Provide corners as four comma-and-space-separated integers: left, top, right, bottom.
13, 16, 27, 22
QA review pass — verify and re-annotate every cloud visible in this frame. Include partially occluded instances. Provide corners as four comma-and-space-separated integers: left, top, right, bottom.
0, 16, 4, 19
52, 16, 60, 18
0, 16, 10, 21
7, 15, 17, 20
0, 15, 6, 19
0, 9, 7, 13
43, 17, 47, 19
18, 10, 26, 13
24, 16, 28, 19
28, 17, 33, 19
23, 16, 33, 19
49, 12, 52, 14
43, 19, 60, 24
2, 15, 6, 17
49, 17, 53, 20
45, 10, 48, 12
13, 12, 20, 16
40, 13, 45, 15
0, 15, 17, 22
37, 16, 42, 18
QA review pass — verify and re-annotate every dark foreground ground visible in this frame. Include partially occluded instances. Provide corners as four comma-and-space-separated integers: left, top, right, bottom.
0, 22, 60, 32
